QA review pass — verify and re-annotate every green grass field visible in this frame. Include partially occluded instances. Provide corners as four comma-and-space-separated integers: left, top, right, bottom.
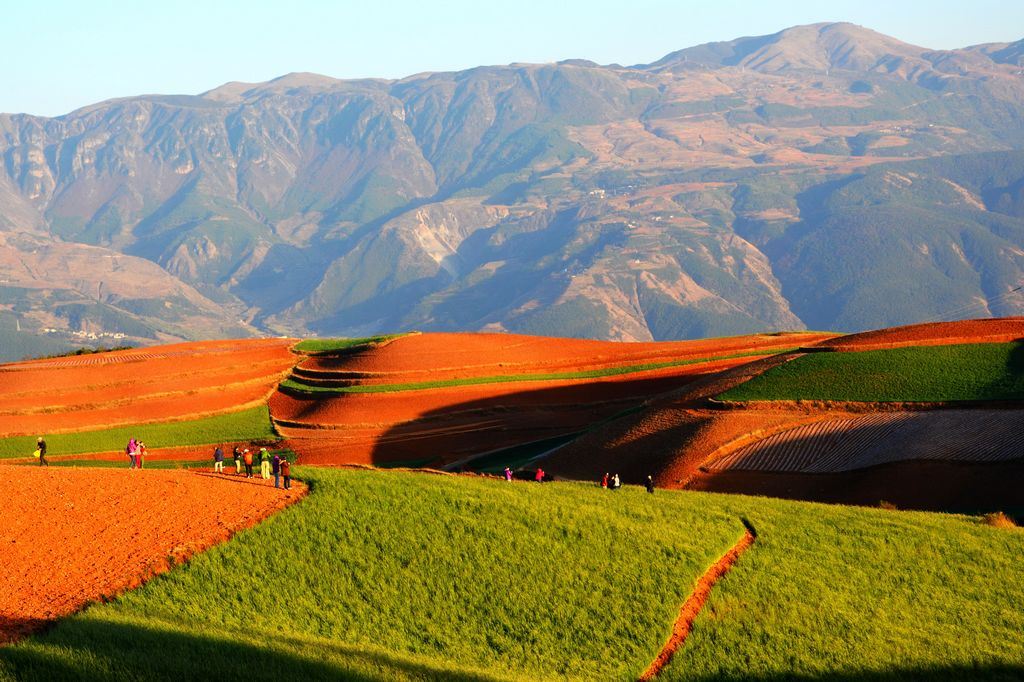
282, 348, 798, 395
719, 341, 1024, 403
292, 334, 409, 355
1, 470, 1021, 681
0, 405, 278, 459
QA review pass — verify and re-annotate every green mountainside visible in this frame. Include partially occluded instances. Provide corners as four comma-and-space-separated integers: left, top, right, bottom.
1, 22, 1023, 354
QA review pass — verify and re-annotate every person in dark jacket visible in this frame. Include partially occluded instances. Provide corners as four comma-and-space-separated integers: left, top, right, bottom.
280, 458, 292, 490
645, 475, 655, 494
213, 446, 224, 474
272, 452, 282, 488
233, 446, 242, 474
37, 437, 48, 467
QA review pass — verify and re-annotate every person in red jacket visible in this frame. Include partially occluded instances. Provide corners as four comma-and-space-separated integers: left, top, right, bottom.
243, 448, 254, 478
534, 467, 545, 483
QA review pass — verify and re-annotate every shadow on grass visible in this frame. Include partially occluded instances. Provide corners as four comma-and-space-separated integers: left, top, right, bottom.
685, 666, 1024, 682
0, 616, 502, 681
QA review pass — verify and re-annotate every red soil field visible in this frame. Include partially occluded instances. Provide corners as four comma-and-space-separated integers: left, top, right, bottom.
274, 352, 779, 466
297, 331, 834, 384
0, 339, 297, 437
707, 410, 1024, 473
0, 467, 304, 643
543, 354, 822, 484
815, 317, 1024, 352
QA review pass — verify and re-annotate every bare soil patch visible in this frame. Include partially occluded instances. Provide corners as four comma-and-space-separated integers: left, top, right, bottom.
0, 467, 304, 643
0, 339, 296, 437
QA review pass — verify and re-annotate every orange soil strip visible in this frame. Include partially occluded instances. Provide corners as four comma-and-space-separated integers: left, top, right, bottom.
639, 524, 756, 680
0, 467, 305, 644
0, 339, 297, 437
305, 331, 835, 381
815, 317, 1024, 352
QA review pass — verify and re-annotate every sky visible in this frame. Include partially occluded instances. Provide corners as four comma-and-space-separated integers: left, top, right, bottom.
3, 0, 1023, 117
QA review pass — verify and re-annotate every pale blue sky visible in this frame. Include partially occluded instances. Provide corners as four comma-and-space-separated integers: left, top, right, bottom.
3, 0, 1022, 117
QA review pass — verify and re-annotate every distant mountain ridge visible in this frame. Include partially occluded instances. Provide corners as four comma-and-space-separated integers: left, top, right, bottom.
1, 22, 1023, 359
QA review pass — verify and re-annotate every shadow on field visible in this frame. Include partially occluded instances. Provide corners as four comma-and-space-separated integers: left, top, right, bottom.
685, 666, 1024, 682
0, 618, 501, 681
363, 373, 700, 468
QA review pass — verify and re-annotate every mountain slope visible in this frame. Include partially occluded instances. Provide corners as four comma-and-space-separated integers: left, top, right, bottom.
1, 23, 1023, 348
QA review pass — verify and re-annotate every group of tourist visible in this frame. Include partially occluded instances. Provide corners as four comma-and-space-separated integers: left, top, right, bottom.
501, 465, 655, 493
125, 438, 148, 469
213, 445, 291, 489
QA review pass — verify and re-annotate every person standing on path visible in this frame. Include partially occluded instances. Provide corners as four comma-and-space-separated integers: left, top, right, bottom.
280, 457, 292, 490
272, 452, 282, 488
213, 446, 224, 473
259, 448, 271, 480
243, 448, 254, 478
137, 441, 147, 470
611, 473, 621, 491
645, 475, 655, 494
503, 466, 513, 482
601, 472, 609, 489
127, 438, 138, 470
36, 437, 48, 467
233, 446, 242, 475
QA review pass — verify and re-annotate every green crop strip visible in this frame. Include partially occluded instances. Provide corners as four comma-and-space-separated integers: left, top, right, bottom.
292, 334, 409, 354
719, 341, 1024, 403
0, 405, 277, 459
282, 347, 798, 395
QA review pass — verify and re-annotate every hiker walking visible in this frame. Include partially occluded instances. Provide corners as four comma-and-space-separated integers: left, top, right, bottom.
280, 457, 292, 490
259, 448, 271, 480
36, 437, 48, 467
611, 473, 621, 491
137, 441, 147, 469
243, 448, 254, 478
504, 466, 513, 482
601, 472, 609, 489
233, 446, 242, 475
534, 467, 545, 483
213, 446, 224, 473
645, 475, 655, 494
272, 452, 282, 488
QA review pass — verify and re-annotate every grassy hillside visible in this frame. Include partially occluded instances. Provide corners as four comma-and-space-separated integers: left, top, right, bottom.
1, 470, 1021, 680
719, 342, 1024, 402
0, 469, 742, 681
0, 405, 277, 459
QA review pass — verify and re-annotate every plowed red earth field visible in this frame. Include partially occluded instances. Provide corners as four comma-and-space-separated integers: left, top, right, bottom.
0, 339, 297, 437
0, 467, 304, 643
298, 331, 833, 384
274, 355, 793, 466
815, 317, 1024, 352
276, 332, 837, 466
707, 410, 1024, 473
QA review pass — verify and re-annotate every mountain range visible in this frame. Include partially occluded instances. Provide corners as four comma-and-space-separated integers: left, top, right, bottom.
2, 22, 1024, 359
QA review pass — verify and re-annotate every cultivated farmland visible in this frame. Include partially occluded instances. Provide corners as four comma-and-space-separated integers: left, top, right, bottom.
1, 470, 1020, 680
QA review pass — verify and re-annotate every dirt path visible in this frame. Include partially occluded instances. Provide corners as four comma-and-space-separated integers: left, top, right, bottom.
639, 521, 757, 680
0, 467, 306, 644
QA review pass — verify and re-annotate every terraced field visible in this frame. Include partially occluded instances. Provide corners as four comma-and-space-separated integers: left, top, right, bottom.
707, 410, 1024, 473
0, 338, 297, 438
273, 332, 825, 467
